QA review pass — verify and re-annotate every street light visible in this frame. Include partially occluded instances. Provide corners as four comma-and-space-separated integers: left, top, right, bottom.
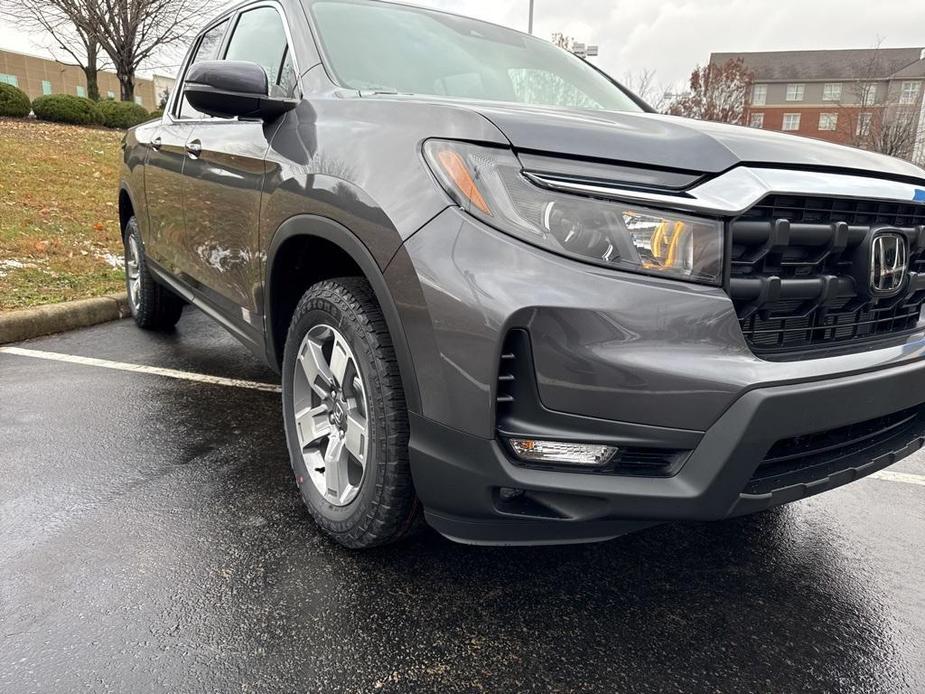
528, 0, 534, 34
571, 42, 600, 59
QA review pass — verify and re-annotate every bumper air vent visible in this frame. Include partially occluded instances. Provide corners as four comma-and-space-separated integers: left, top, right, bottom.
745, 405, 925, 495
495, 330, 692, 477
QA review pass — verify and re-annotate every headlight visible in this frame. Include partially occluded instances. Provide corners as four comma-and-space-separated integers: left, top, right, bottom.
423, 140, 724, 285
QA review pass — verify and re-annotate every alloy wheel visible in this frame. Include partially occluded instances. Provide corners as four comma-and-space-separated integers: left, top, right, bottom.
126, 234, 141, 312
292, 324, 370, 506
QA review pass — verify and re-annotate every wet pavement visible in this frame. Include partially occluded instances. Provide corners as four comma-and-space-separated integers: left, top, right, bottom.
1, 309, 924, 693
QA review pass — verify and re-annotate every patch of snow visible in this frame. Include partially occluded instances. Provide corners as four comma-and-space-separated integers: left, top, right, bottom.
99, 253, 123, 269
0, 259, 38, 278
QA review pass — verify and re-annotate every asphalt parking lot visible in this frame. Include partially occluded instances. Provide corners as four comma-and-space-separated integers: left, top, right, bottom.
2, 309, 924, 693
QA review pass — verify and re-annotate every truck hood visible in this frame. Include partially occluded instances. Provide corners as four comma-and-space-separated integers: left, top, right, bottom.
465, 103, 925, 183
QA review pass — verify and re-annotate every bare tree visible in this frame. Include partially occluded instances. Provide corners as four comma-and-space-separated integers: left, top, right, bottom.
0, 0, 106, 100
666, 58, 753, 125
551, 32, 574, 51
621, 69, 672, 112
870, 106, 921, 160
86, 0, 206, 101
836, 45, 923, 161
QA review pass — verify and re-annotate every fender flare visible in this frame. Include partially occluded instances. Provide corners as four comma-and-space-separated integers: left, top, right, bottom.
264, 214, 421, 414
118, 183, 141, 238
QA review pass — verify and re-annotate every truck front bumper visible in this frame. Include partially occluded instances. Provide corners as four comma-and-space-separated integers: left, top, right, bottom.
410, 334, 925, 546
390, 208, 925, 545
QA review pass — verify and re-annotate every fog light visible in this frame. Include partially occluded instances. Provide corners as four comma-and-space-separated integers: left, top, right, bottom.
507, 438, 618, 466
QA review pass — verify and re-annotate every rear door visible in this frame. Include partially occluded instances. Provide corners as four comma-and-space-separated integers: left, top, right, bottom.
143, 18, 229, 271
179, 3, 301, 334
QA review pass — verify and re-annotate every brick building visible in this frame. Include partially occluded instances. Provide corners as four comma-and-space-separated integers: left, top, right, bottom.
710, 48, 925, 162
0, 48, 175, 110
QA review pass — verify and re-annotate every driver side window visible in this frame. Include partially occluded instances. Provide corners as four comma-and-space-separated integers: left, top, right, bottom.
224, 6, 299, 98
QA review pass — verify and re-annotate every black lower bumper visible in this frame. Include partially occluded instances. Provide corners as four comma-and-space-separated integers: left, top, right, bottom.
410, 358, 925, 546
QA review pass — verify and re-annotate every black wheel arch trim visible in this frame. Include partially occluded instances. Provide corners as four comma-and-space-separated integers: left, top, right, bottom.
264, 214, 422, 414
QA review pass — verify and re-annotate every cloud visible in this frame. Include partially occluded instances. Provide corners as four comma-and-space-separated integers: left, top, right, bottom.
1, 0, 922, 87
415, 0, 925, 89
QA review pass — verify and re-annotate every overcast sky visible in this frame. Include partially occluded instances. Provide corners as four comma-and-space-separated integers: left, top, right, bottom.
1, 0, 924, 88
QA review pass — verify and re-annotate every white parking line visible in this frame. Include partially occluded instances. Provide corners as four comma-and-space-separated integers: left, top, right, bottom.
869, 470, 925, 487
0, 346, 282, 393
3, 345, 925, 489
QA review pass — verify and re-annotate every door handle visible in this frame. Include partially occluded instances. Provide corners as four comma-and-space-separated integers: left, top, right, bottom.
185, 139, 202, 159
150, 136, 162, 151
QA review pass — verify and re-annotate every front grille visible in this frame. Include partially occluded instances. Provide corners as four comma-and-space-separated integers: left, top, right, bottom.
729, 194, 925, 357
745, 405, 924, 495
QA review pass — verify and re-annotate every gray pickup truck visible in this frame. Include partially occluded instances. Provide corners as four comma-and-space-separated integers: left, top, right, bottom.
119, 0, 925, 548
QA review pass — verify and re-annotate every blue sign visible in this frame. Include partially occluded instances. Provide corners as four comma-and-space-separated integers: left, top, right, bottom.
915, 189, 925, 202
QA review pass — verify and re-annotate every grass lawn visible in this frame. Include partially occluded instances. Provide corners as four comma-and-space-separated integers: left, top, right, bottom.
0, 117, 125, 312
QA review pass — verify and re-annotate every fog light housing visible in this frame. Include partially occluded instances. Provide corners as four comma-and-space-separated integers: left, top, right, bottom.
507, 438, 619, 467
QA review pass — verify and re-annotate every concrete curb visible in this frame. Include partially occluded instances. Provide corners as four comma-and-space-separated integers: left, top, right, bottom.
0, 293, 131, 345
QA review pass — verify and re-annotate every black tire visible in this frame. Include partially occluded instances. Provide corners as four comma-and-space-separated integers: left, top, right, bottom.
123, 216, 183, 331
282, 278, 421, 549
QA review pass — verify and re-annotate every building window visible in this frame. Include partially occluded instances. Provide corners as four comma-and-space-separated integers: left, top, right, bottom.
134, 95, 143, 106
749, 112, 765, 128
823, 83, 842, 101
900, 81, 921, 105
785, 83, 805, 102
42, 80, 52, 95
857, 112, 872, 137
751, 84, 767, 106
107, 90, 115, 99
818, 113, 838, 131
861, 83, 877, 106
782, 113, 801, 131
0, 73, 18, 87
75, 85, 86, 97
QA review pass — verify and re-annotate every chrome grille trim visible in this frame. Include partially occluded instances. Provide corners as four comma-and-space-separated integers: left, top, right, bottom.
525, 166, 925, 217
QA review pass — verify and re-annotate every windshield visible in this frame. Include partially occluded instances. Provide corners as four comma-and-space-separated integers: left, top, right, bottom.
307, 0, 642, 113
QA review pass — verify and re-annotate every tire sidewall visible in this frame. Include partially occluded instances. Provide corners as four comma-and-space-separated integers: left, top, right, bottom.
282, 297, 388, 528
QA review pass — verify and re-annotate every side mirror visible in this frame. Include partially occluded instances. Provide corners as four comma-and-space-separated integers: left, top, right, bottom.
184, 60, 298, 121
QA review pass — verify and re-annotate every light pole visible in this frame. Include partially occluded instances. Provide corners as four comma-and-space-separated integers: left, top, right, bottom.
528, 0, 534, 34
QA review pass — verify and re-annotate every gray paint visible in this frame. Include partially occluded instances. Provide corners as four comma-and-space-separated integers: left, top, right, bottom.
461, 103, 925, 178
116, 0, 925, 543
393, 208, 925, 436
120, 0, 925, 440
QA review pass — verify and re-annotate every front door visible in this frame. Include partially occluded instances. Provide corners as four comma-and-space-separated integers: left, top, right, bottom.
180, 4, 301, 332
179, 120, 270, 326
149, 16, 230, 278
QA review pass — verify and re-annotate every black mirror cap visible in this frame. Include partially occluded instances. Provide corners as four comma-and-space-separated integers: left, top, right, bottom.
184, 60, 298, 121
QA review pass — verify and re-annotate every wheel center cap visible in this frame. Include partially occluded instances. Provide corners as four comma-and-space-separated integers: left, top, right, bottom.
331, 401, 346, 428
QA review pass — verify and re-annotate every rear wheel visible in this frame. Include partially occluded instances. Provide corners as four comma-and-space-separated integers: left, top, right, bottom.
282, 278, 421, 549
123, 216, 183, 331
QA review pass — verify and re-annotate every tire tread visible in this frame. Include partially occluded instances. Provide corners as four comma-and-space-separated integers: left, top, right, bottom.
286, 277, 421, 549
125, 217, 183, 331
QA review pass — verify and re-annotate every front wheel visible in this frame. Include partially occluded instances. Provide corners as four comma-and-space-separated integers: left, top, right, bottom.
281, 278, 421, 549
123, 217, 183, 331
